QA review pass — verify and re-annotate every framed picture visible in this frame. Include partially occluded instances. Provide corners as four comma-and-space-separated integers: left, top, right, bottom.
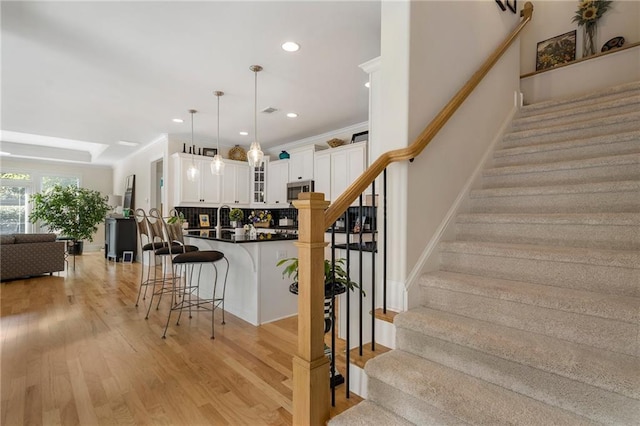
202, 148, 217, 157
123, 174, 135, 212
199, 214, 210, 228
122, 251, 134, 263
351, 131, 369, 144
536, 30, 576, 71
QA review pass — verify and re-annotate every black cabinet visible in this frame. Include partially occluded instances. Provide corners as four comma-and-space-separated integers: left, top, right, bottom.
105, 218, 137, 262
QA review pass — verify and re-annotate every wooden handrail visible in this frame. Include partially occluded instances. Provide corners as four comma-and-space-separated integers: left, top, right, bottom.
324, 1, 533, 227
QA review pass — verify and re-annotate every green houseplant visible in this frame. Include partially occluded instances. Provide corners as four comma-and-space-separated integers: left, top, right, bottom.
277, 257, 363, 297
229, 208, 244, 227
29, 184, 110, 254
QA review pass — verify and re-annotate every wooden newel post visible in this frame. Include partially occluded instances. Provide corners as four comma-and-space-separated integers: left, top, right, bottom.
292, 192, 330, 426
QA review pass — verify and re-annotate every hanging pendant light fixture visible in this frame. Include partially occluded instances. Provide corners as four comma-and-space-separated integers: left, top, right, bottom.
186, 109, 199, 182
247, 65, 264, 168
210, 91, 225, 175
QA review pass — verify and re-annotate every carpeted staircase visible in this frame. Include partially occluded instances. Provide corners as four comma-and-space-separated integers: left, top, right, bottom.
330, 81, 640, 425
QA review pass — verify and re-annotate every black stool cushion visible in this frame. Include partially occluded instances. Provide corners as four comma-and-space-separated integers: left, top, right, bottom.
173, 250, 225, 264
142, 241, 169, 251
154, 244, 199, 255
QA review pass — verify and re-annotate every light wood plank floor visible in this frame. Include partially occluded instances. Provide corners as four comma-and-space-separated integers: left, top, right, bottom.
1, 252, 361, 425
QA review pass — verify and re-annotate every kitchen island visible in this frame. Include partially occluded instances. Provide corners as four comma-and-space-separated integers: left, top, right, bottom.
183, 230, 298, 326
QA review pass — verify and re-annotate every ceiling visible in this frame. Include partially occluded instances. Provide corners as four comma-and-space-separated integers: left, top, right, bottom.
1, 1, 381, 166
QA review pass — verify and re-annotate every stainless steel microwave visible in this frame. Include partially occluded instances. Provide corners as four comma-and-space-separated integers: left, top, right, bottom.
287, 180, 314, 203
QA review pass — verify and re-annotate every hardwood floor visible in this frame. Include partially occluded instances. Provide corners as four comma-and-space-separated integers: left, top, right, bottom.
1, 252, 361, 425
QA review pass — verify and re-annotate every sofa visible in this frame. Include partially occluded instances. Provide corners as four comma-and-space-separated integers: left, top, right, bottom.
1, 233, 65, 281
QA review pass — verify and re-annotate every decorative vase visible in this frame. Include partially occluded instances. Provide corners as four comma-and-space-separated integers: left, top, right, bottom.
583, 23, 597, 57
279, 150, 290, 159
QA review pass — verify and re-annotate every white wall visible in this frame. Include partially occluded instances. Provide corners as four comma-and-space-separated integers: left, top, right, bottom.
521, 44, 640, 103
402, 1, 521, 281
112, 135, 168, 215
519, 0, 640, 74
0, 157, 112, 250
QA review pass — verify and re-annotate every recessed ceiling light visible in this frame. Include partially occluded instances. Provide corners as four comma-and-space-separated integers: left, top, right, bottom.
286, 112, 298, 118
172, 118, 184, 123
0, 151, 11, 156
239, 131, 249, 136
281, 41, 300, 52
365, 81, 371, 88
118, 140, 139, 147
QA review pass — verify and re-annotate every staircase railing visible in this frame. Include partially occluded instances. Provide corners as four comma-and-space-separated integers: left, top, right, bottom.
292, 3, 534, 424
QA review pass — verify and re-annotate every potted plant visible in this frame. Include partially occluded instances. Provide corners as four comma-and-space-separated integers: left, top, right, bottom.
29, 184, 110, 255
167, 211, 188, 229
229, 208, 244, 228
277, 257, 363, 297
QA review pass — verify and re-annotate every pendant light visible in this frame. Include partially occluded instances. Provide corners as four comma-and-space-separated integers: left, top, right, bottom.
210, 91, 225, 175
247, 65, 264, 168
186, 109, 199, 182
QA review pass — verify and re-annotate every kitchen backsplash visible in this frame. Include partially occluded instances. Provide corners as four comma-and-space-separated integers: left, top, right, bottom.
175, 206, 298, 228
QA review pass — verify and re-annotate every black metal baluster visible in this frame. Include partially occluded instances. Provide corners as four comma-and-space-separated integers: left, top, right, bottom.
383, 168, 388, 314
345, 212, 351, 399
358, 194, 363, 356
330, 224, 336, 406
371, 180, 376, 352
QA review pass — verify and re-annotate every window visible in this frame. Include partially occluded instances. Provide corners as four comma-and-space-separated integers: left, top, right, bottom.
0, 172, 80, 234
0, 173, 33, 233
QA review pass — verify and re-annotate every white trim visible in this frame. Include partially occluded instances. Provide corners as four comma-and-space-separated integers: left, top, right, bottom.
359, 56, 381, 74
404, 106, 518, 294
347, 363, 368, 398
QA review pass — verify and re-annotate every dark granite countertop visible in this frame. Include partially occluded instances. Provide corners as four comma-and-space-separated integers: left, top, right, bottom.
185, 230, 298, 244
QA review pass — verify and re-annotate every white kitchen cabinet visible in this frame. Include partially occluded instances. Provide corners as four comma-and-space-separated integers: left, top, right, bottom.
288, 146, 318, 182
267, 159, 289, 205
222, 161, 251, 205
331, 143, 366, 202
251, 158, 268, 204
173, 153, 222, 205
313, 152, 331, 200
312, 142, 366, 202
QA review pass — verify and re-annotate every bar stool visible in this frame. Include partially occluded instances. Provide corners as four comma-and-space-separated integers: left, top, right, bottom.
134, 208, 168, 307
145, 208, 199, 319
158, 216, 229, 339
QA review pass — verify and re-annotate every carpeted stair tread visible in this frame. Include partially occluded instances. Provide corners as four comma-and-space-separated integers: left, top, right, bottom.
394, 307, 640, 399
456, 212, 640, 226
420, 280, 638, 356
502, 110, 640, 146
483, 152, 639, 178
419, 270, 639, 324
493, 130, 640, 166
328, 400, 414, 426
439, 240, 639, 269
512, 92, 640, 131
394, 327, 640, 425
454, 212, 640, 249
518, 80, 640, 116
365, 350, 598, 425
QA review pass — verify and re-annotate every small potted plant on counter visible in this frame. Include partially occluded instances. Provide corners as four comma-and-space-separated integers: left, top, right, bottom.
229, 208, 244, 228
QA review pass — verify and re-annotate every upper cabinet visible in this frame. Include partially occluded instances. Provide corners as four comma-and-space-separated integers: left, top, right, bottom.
288, 146, 317, 182
173, 153, 250, 207
314, 142, 366, 203
221, 161, 251, 205
267, 159, 289, 205
251, 159, 268, 204
173, 153, 222, 206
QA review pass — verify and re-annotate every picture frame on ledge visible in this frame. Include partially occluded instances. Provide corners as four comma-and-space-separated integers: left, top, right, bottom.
535, 30, 576, 71
351, 131, 369, 144
202, 148, 218, 157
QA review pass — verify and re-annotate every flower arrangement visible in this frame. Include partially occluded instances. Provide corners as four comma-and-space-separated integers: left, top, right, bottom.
248, 210, 272, 227
572, 0, 612, 56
